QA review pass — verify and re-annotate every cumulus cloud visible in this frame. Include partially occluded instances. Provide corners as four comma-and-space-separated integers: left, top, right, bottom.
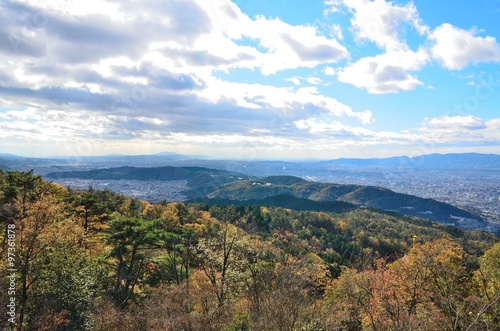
334, 0, 428, 51
337, 48, 429, 93
196, 77, 374, 125
322, 0, 432, 93
0, 0, 349, 87
324, 66, 336, 76
0, 0, 354, 145
429, 23, 500, 70
246, 16, 348, 74
145, 0, 349, 75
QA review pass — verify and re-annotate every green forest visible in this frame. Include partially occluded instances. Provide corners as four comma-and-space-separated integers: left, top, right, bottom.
1, 170, 499, 331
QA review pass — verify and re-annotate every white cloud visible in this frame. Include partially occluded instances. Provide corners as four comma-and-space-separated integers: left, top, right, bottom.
250, 16, 349, 74
483, 119, 500, 141
323, 0, 344, 15
294, 118, 374, 136
429, 23, 500, 70
337, 0, 428, 51
423, 115, 486, 130
0, 0, 354, 137
0, 107, 117, 143
307, 77, 322, 85
147, 0, 349, 75
197, 77, 374, 124
337, 48, 429, 93
293, 115, 500, 154
20, 0, 124, 19
323, 0, 433, 94
324, 66, 336, 76
417, 115, 500, 144
0, 0, 349, 100
286, 77, 301, 85
331, 24, 344, 40
0, 107, 38, 121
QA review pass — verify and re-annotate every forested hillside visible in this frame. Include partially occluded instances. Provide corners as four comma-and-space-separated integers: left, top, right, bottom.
208, 176, 482, 224
1, 171, 499, 331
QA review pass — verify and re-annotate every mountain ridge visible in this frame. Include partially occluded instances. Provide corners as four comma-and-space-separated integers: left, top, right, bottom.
208, 175, 482, 225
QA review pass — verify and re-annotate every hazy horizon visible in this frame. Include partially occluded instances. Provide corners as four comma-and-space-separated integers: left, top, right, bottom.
2, 150, 499, 163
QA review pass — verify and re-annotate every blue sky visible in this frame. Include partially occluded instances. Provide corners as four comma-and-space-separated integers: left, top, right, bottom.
0, 0, 499, 159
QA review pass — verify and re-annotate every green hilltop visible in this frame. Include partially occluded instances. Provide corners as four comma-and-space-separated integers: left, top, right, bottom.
208, 175, 482, 225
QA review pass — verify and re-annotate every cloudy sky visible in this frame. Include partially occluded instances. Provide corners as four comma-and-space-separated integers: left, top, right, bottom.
0, 0, 499, 159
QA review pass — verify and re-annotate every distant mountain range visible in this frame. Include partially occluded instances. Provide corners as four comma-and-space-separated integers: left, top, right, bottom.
45, 166, 484, 226
320, 153, 500, 170
2, 152, 499, 170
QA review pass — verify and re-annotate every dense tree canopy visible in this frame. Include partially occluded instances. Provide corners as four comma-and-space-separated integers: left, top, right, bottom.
0, 171, 498, 330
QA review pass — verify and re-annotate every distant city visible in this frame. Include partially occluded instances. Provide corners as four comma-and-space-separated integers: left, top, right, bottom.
315, 169, 500, 224
56, 178, 189, 203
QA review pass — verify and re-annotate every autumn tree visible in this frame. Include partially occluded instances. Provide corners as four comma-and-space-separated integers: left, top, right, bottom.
325, 237, 499, 331
325, 266, 374, 330
411, 238, 476, 330
252, 254, 326, 331
471, 242, 500, 329
195, 222, 242, 308
0, 171, 98, 330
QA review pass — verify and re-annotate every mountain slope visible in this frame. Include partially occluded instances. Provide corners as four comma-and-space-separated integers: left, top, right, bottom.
208, 176, 483, 225
192, 194, 357, 213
